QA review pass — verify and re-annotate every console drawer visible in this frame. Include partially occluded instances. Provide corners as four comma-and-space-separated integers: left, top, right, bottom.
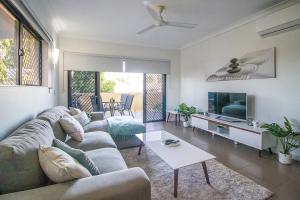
191, 117, 208, 130
230, 127, 262, 149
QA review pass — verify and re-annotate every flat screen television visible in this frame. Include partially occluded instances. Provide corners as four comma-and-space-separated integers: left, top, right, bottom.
208, 92, 247, 120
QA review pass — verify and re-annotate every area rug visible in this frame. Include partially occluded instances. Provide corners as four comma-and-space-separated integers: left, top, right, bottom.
120, 146, 273, 200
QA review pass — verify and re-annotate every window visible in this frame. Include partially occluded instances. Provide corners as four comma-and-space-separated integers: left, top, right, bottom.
0, 2, 42, 86
21, 27, 41, 85
0, 3, 18, 85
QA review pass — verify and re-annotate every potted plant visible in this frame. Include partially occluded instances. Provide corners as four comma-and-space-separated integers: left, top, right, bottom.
178, 103, 197, 127
261, 117, 300, 165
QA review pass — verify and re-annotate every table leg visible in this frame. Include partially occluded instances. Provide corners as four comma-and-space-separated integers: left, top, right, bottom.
167, 112, 170, 122
174, 169, 179, 198
109, 104, 113, 116
202, 162, 210, 184
138, 141, 143, 155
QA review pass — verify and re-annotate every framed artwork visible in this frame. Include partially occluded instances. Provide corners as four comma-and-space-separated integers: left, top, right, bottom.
206, 48, 276, 82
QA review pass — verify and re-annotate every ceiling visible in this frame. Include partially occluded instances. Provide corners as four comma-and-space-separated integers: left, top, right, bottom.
24, 0, 284, 49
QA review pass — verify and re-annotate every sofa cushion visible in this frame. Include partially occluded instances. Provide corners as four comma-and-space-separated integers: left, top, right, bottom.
86, 148, 127, 174
38, 106, 71, 141
69, 107, 81, 115
0, 119, 54, 194
65, 131, 117, 151
73, 111, 90, 127
59, 116, 84, 141
83, 120, 108, 132
53, 139, 100, 176
38, 145, 91, 183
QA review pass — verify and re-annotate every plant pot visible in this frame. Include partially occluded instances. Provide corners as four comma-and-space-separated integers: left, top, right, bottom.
278, 152, 292, 165
183, 121, 190, 128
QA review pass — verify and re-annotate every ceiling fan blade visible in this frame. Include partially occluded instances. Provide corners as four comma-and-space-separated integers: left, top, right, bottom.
137, 24, 157, 35
144, 1, 163, 21
165, 21, 197, 28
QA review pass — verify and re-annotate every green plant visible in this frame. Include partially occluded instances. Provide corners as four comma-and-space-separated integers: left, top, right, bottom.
0, 39, 15, 84
100, 72, 116, 93
177, 103, 197, 122
261, 117, 300, 154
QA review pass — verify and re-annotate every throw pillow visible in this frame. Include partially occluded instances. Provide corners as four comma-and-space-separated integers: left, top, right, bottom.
38, 145, 91, 183
70, 107, 81, 115
53, 139, 100, 175
73, 111, 90, 127
59, 115, 84, 141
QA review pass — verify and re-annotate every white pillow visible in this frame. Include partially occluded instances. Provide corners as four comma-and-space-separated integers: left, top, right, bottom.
38, 145, 91, 183
59, 116, 84, 141
70, 107, 81, 116
73, 111, 90, 127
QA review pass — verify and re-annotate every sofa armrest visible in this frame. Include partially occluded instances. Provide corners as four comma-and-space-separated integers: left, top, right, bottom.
0, 168, 150, 200
90, 112, 104, 121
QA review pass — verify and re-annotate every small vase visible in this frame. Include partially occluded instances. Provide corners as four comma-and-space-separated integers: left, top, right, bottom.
278, 152, 292, 165
183, 121, 190, 128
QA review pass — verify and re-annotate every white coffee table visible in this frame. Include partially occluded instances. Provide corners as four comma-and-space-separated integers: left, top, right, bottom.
136, 130, 216, 197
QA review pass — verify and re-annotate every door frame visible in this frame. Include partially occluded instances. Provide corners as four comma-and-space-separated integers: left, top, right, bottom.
143, 74, 167, 123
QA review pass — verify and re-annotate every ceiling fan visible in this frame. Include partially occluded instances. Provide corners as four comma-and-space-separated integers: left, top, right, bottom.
137, 1, 197, 35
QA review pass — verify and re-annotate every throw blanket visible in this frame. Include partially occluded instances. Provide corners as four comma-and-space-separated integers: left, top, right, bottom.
107, 116, 146, 138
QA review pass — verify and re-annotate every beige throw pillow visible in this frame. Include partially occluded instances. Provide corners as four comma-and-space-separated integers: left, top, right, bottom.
73, 111, 90, 127
59, 116, 84, 141
38, 145, 91, 183
69, 107, 81, 116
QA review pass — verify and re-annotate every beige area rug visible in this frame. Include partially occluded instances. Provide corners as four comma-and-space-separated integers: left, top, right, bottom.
120, 146, 273, 200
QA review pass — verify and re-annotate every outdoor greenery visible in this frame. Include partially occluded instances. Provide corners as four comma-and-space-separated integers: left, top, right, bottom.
100, 72, 116, 93
71, 72, 116, 93
178, 103, 197, 122
261, 117, 300, 155
0, 39, 15, 85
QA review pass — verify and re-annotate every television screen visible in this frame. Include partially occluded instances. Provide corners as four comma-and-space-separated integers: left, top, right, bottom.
208, 92, 247, 120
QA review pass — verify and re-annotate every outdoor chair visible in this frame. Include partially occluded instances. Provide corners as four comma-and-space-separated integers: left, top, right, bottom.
90, 95, 109, 114
124, 94, 134, 117
115, 94, 128, 116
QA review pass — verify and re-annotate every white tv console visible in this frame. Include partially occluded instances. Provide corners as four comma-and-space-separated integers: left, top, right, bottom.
191, 114, 276, 157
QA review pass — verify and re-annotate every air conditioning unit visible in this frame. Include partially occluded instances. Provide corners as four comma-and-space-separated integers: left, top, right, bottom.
256, 3, 300, 37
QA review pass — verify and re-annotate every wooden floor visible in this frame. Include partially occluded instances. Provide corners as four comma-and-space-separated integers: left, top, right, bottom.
145, 121, 300, 200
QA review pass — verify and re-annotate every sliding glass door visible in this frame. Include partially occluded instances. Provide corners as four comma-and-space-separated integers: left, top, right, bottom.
68, 71, 166, 122
68, 71, 99, 112
143, 74, 166, 123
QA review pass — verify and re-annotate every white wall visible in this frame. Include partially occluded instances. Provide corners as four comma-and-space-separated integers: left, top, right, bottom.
180, 21, 300, 159
0, 43, 59, 140
0, 86, 57, 140
58, 36, 181, 110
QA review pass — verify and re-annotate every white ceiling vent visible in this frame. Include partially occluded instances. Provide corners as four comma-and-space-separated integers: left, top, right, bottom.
256, 3, 300, 37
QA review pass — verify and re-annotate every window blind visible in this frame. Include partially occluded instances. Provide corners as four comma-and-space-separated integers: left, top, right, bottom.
63, 52, 171, 74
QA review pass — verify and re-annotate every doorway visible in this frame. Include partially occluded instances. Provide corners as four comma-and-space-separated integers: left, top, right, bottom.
68, 71, 166, 123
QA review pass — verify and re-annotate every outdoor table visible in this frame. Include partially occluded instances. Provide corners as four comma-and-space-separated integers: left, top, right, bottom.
102, 101, 121, 116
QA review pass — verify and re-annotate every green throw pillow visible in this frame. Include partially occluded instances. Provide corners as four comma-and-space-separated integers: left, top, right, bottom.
52, 139, 100, 175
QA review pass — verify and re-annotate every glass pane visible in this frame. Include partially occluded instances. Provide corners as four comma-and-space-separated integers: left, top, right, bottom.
0, 4, 17, 85
144, 74, 166, 122
21, 27, 41, 85
70, 71, 96, 112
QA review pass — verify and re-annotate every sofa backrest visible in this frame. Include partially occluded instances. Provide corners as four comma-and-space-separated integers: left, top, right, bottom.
0, 119, 54, 194
37, 106, 70, 141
